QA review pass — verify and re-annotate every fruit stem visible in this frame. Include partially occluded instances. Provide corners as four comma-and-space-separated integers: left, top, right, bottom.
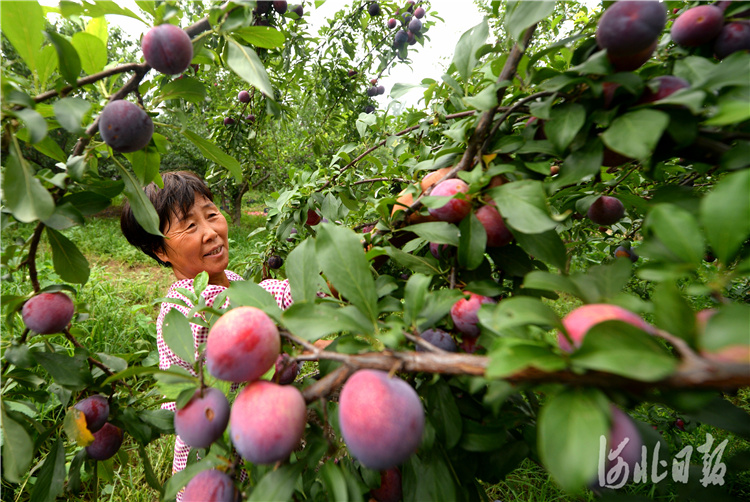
24, 221, 45, 294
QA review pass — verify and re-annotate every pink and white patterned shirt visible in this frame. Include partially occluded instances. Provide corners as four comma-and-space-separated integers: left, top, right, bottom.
155, 270, 292, 477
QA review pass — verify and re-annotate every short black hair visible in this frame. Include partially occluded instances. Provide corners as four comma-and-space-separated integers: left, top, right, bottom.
120, 171, 215, 267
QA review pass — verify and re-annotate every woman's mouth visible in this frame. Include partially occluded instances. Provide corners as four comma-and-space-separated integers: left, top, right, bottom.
205, 246, 223, 257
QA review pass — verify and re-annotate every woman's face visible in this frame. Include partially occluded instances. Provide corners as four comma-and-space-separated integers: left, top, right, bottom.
155, 194, 230, 287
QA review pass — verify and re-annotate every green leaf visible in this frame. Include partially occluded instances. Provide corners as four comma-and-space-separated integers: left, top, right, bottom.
404, 274, 431, 327
489, 181, 556, 234
53, 97, 90, 136
1, 1, 44, 76
538, 388, 610, 492
316, 225, 378, 324
193, 271, 209, 298
2, 146, 55, 222
544, 103, 585, 153
700, 303, 750, 354
59, 191, 111, 216
452, 19, 489, 81
155, 77, 207, 104
233, 26, 286, 49
480, 296, 562, 334
601, 109, 669, 160
417, 288, 465, 331
704, 98, 750, 126
652, 281, 695, 346
116, 164, 162, 237
569, 259, 632, 304
161, 309, 196, 365
182, 130, 243, 181
645, 203, 704, 265
33, 135, 67, 163
318, 462, 349, 502
699, 170, 750, 264
32, 348, 93, 390
571, 321, 679, 381
15, 107, 48, 144
1, 407, 34, 483
44, 31, 81, 86
71, 32, 106, 75
523, 270, 581, 297
514, 229, 567, 270
506, 1, 556, 42
287, 238, 320, 304
403, 222, 460, 246
457, 211, 486, 270
30, 437, 66, 502
384, 245, 442, 275
124, 147, 161, 186
226, 38, 275, 99
403, 450, 457, 502
36, 44, 59, 90
248, 462, 304, 502
463, 83, 499, 111
422, 379, 462, 449
551, 138, 603, 189
45, 227, 90, 284
138, 444, 164, 495
282, 303, 369, 341
487, 339, 566, 378
228, 281, 283, 321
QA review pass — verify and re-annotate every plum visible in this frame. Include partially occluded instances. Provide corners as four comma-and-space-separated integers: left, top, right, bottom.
600, 406, 643, 486
273, 1, 288, 14
587, 196, 625, 226
377, 85, 385, 95
714, 21, 750, 58
223, 116, 235, 126
74, 395, 109, 433
141, 24, 194, 75
238, 90, 251, 103
614, 245, 638, 263
475, 203, 513, 247
255, 1, 272, 14
606, 40, 657, 72
408, 18, 422, 33
348, 69, 358, 77
22, 292, 75, 334
671, 5, 724, 47
416, 328, 457, 352
364, 105, 376, 114
85, 423, 123, 461
558, 303, 653, 352
267, 255, 283, 269
371, 468, 402, 502
174, 387, 230, 449
637, 75, 690, 104
394, 30, 409, 47
306, 209, 322, 225
367, 86, 379, 97
229, 381, 306, 464
427, 179, 472, 223
338, 369, 424, 469
369, 2, 381, 16
596, 1, 667, 56
205, 306, 280, 383
414, 7, 425, 19
182, 469, 238, 502
695, 308, 750, 363
245, 113, 256, 123
429, 242, 454, 259
291, 4, 304, 18
450, 293, 496, 338
273, 353, 300, 384
387, 18, 397, 29
99, 100, 154, 153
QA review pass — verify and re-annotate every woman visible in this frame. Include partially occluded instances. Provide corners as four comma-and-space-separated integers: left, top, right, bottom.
120, 171, 291, 478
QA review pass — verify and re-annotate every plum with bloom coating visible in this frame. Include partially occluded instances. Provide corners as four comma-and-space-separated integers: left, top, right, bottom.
22, 292, 75, 334
99, 101, 153, 153
141, 24, 193, 75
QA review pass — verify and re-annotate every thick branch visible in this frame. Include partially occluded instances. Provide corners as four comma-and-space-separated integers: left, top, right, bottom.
33, 63, 145, 104
251, 173, 270, 189
297, 349, 750, 404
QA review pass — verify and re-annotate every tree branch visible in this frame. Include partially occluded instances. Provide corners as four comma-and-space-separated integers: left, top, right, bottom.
25, 222, 45, 293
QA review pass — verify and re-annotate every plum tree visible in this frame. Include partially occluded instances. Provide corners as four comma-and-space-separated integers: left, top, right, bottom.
74, 395, 109, 433
416, 328, 457, 352
205, 306, 280, 383
596, 1, 666, 57
338, 369, 424, 469
475, 203, 513, 247
238, 90, 251, 103
182, 469, 238, 502
586, 196, 625, 226
558, 304, 653, 352
21, 292, 75, 334
174, 387, 230, 449
85, 423, 123, 461
714, 21, 750, 58
427, 179, 471, 223
637, 75, 690, 104
450, 293, 496, 338
273, 353, 300, 384
671, 5, 725, 47
141, 24, 194, 75
98, 100, 154, 153
229, 381, 306, 464
371, 468, 402, 502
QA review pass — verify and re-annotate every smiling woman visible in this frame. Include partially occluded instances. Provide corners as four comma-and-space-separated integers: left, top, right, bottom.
119, 171, 292, 488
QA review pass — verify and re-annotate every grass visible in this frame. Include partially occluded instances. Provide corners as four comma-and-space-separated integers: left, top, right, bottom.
2, 206, 748, 502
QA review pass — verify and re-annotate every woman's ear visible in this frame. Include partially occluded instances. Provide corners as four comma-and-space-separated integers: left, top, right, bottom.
154, 246, 170, 265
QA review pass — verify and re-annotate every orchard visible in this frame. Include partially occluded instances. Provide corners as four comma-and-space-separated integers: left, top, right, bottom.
2, 1, 750, 501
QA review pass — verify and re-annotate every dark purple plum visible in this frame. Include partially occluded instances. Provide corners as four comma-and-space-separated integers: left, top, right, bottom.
141, 24, 193, 75
273, 353, 300, 384
238, 90, 251, 103
371, 468, 402, 502
596, 1, 667, 56
587, 196, 625, 225
99, 100, 153, 153
273, 1, 288, 14
368, 2, 381, 16
408, 18, 422, 33
267, 255, 283, 269
671, 5, 724, 47
714, 21, 750, 58
22, 292, 75, 334
85, 423, 123, 461
417, 329, 457, 352
74, 395, 109, 433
